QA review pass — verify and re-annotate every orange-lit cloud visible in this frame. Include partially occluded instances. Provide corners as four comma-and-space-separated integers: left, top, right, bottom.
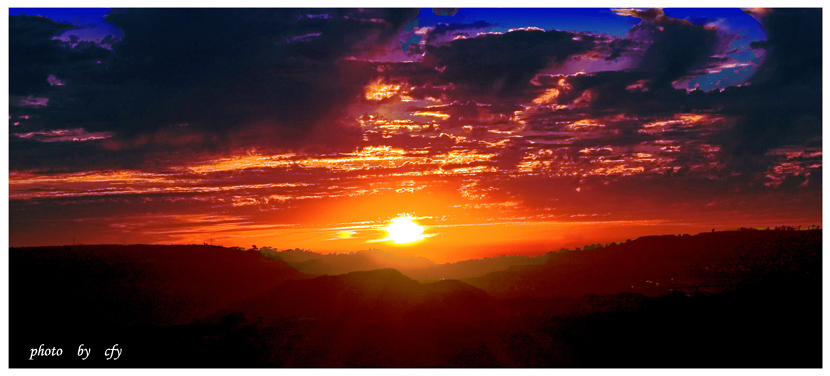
364, 77, 404, 101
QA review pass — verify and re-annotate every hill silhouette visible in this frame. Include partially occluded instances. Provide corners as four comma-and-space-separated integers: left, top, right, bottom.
464, 230, 821, 299
11, 244, 308, 326
260, 248, 435, 276
9, 229, 821, 367
260, 247, 549, 280
10, 244, 309, 367
230, 268, 505, 323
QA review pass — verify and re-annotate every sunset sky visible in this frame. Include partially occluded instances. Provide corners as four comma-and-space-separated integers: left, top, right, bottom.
8, 8, 822, 262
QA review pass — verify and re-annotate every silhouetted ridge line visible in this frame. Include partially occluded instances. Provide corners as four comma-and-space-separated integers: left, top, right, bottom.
258, 246, 550, 279
466, 229, 821, 299
10, 244, 309, 326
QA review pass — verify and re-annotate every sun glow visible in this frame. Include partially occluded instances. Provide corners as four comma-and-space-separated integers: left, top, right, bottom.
384, 215, 426, 244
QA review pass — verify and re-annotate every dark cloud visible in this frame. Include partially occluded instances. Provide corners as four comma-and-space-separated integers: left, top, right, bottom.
603, 38, 639, 61
15, 8, 421, 167
10, 15, 80, 94
748, 8, 821, 87
9, 15, 114, 174
409, 8, 733, 114
528, 70, 712, 117
715, 9, 822, 176
632, 23, 719, 89
616, 8, 692, 26
607, 8, 753, 91
422, 21, 494, 44
422, 29, 594, 109
717, 85, 821, 177
98, 8, 415, 141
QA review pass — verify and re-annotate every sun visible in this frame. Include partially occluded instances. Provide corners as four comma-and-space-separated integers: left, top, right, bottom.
384, 215, 426, 244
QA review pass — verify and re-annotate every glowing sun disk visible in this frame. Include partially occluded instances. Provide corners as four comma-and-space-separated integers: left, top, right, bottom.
384, 215, 426, 244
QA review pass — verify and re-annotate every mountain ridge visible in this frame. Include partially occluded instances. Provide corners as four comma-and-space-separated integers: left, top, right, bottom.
464, 229, 821, 298
259, 246, 550, 279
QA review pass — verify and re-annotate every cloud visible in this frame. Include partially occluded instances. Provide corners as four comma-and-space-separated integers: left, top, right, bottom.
420, 28, 595, 112
9, 15, 82, 95
14, 128, 113, 143
9, 8, 822, 196
604, 9, 762, 92
426, 28, 593, 94
747, 8, 821, 87
709, 8, 822, 177
10, 8, 766, 172
637, 24, 719, 89
419, 21, 494, 44
13, 9, 422, 164
613, 8, 693, 25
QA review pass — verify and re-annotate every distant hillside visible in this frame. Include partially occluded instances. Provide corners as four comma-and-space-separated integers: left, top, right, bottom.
259, 247, 549, 280
464, 230, 821, 299
230, 269, 505, 323
260, 248, 435, 276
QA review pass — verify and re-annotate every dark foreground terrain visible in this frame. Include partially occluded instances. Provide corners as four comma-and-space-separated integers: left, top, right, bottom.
10, 230, 821, 367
